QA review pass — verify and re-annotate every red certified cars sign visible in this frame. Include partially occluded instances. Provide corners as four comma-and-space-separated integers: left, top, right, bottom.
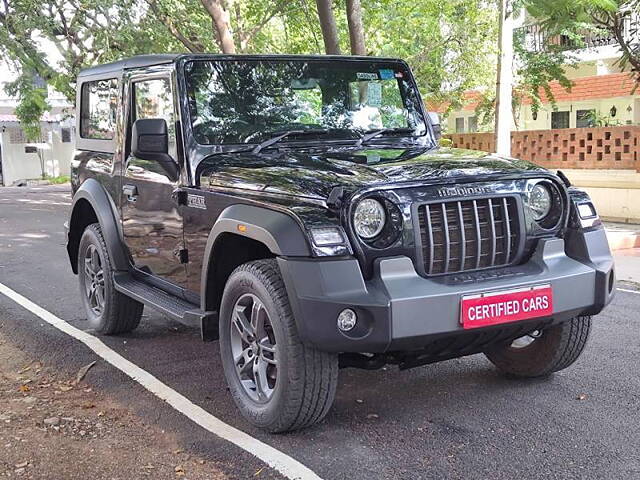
460, 285, 553, 329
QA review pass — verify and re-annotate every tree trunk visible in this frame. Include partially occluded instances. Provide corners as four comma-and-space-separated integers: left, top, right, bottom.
494, 0, 513, 156
199, 0, 236, 54
315, 0, 341, 54
346, 0, 365, 55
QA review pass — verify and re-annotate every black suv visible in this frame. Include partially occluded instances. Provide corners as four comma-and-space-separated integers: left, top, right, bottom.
65, 54, 615, 432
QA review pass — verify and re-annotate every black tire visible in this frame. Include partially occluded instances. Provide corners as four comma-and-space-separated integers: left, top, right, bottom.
219, 259, 338, 433
78, 223, 143, 335
484, 316, 592, 378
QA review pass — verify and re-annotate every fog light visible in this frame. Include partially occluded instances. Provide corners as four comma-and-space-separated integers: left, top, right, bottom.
337, 309, 357, 332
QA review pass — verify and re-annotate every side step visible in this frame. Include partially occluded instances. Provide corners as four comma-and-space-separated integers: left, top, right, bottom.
113, 273, 218, 340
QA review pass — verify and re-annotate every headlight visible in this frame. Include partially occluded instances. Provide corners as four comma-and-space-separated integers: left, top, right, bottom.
529, 183, 552, 220
354, 199, 386, 239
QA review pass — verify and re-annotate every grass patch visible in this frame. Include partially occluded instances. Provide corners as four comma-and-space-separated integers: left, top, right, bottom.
46, 175, 70, 184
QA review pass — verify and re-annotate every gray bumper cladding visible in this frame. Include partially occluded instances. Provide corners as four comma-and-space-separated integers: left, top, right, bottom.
278, 228, 615, 353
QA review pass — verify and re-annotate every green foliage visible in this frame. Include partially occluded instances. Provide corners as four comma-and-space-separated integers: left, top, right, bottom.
585, 109, 621, 126
1, 0, 501, 125
4, 71, 49, 142
513, 29, 575, 115
522, 0, 640, 83
46, 175, 71, 184
362, 0, 499, 108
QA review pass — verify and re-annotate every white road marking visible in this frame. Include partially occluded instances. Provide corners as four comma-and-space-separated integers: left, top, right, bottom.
618, 287, 640, 295
0, 282, 323, 480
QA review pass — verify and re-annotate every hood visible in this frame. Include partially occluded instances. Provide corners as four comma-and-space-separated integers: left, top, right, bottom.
198, 147, 547, 200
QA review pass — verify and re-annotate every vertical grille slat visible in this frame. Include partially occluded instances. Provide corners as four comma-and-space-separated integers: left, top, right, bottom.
457, 202, 466, 271
418, 196, 520, 276
425, 204, 434, 273
472, 200, 482, 270
441, 203, 450, 273
488, 198, 496, 265
502, 197, 512, 262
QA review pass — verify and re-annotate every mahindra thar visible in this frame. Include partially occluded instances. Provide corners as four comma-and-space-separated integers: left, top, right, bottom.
65, 54, 615, 432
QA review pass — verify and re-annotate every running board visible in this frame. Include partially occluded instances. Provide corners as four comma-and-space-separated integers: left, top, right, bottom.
113, 273, 218, 340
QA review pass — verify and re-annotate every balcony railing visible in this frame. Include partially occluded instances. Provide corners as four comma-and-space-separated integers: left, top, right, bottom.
517, 15, 637, 53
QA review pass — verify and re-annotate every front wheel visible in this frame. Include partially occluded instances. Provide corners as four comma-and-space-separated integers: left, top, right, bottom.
484, 316, 592, 378
219, 259, 338, 432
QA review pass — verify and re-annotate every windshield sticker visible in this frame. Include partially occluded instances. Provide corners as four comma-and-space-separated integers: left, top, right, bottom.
367, 83, 382, 106
379, 69, 395, 80
356, 72, 378, 81
366, 152, 381, 164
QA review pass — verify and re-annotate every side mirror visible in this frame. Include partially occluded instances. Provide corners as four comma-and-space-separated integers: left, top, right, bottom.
131, 118, 179, 181
428, 111, 442, 141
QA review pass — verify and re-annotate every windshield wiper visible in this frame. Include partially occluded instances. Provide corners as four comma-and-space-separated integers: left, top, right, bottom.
252, 130, 305, 154
251, 128, 360, 153
354, 127, 415, 147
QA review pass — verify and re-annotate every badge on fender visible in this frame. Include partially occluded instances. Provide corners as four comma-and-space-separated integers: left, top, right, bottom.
187, 194, 206, 209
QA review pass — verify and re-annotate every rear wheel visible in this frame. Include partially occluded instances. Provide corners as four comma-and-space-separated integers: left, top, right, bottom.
219, 259, 338, 432
78, 223, 143, 334
484, 316, 592, 378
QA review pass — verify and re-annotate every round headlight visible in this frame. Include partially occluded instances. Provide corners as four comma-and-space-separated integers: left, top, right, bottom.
529, 183, 552, 220
354, 199, 386, 239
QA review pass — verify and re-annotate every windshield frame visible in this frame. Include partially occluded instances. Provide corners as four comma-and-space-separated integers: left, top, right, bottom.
178, 55, 433, 152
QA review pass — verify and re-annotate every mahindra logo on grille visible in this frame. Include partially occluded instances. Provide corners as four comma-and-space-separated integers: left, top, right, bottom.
437, 186, 493, 198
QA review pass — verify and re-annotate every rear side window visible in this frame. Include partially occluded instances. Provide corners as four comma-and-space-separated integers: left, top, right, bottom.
80, 79, 118, 139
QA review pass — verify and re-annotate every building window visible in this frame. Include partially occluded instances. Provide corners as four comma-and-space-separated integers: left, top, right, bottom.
61, 127, 72, 143
576, 109, 595, 128
468, 116, 478, 133
9, 128, 27, 144
551, 111, 570, 129
80, 78, 118, 140
455, 117, 465, 133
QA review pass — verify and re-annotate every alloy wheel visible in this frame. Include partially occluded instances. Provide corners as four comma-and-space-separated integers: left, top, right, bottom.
84, 244, 105, 316
229, 293, 278, 403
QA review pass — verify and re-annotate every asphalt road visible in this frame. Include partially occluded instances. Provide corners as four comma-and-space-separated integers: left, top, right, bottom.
1, 185, 639, 480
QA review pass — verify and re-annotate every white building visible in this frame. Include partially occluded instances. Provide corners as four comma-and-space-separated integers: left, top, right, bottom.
0, 67, 75, 186
443, 12, 640, 134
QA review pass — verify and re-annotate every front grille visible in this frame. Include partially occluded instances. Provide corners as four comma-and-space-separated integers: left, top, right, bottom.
417, 197, 520, 275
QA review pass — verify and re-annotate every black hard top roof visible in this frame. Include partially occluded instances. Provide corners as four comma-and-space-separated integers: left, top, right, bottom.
77, 54, 181, 77
77, 53, 405, 78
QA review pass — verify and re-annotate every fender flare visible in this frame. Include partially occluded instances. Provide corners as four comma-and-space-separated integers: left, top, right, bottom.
67, 178, 130, 273
200, 204, 311, 306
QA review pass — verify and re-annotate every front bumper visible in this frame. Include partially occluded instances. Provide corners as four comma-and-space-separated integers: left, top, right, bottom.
278, 227, 615, 353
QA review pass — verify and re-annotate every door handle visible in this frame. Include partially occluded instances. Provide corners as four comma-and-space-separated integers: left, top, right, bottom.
123, 184, 138, 202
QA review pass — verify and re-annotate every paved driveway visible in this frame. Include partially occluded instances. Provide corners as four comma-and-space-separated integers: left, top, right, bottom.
1, 185, 639, 480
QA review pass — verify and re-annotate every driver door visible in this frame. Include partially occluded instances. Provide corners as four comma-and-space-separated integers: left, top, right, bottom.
121, 74, 187, 288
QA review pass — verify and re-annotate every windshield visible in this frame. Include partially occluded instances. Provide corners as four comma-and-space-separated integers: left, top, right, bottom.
183, 59, 427, 145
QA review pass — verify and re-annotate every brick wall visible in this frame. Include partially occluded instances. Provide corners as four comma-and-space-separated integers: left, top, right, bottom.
445, 126, 640, 171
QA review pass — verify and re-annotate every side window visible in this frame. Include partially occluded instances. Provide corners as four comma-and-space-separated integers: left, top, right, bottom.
455, 117, 465, 133
133, 78, 177, 160
80, 79, 118, 139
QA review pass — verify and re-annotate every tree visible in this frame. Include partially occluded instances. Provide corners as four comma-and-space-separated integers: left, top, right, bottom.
200, 0, 236, 53
346, 0, 365, 55
315, 0, 341, 54
363, 0, 500, 110
523, 0, 640, 83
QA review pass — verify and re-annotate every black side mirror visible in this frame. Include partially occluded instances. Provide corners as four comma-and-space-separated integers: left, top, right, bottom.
428, 112, 442, 141
131, 118, 179, 181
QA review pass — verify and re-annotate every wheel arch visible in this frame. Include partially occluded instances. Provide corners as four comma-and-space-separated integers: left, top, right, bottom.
200, 204, 311, 312
67, 178, 129, 274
